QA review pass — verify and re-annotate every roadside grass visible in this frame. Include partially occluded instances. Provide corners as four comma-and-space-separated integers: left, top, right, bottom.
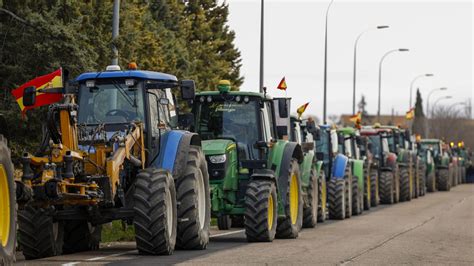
101, 221, 135, 243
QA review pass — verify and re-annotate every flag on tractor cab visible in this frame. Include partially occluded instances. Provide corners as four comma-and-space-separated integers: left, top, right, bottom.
277, 77, 287, 90
406, 108, 415, 120
11, 68, 63, 114
349, 112, 362, 124
297, 102, 310, 118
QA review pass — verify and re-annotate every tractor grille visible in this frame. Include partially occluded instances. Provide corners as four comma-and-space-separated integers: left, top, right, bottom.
205, 156, 227, 180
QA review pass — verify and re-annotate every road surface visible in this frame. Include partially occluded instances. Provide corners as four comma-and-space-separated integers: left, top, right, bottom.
14, 184, 474, 265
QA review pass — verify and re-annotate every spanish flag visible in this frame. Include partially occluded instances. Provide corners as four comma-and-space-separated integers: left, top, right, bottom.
297, 102, 310, 118
349, 112, 362, 124
277, 77, 287, 90
11, 69, 63, 114
406, 108, 415, 120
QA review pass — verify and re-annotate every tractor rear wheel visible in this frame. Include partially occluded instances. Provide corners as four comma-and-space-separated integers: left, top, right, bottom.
217, 215, 231, 230
399, 167, 411, 202
461, 167, 466, 184
344, 168, 352, 219
327, 178, 345, 220
393, 167, 400, 203
379, 171, 394, 204
418, 163, 426, 197
351, 176, 362, 216
426, 170, 436, 192
363, 167, 371, 211
303, 168, 318, 228
244, 180, 277, 242
0, 135, 16, 264
63, 221, 101, 254
134, 168, 177, 255
18, 206, 64, 260
370, 169, 379, 207
276, 160, 303, 239
176, 146, 210, 250
317, 171, 327, 223
436, 169, 451, 191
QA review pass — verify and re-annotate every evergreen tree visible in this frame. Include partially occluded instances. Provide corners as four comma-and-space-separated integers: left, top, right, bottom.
357, 94, 369, 118
413, 89, 426, 136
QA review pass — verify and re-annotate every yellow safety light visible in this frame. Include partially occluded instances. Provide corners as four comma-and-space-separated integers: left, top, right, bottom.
450, 142, 454, 148
373, 123, 381, 128
218, 80, 231, 93
128, 62, 138, 70
416, 135, 421, 142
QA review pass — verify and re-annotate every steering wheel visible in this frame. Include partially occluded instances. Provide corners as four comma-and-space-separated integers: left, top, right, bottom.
105, 109, 130, 120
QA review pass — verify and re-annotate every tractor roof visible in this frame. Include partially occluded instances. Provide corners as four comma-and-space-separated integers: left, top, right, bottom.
337, 127, 356, 136
75, 70, 178, 82
360, 128, 379, 136
196, 90, 272, 100
420, 139, 441, 144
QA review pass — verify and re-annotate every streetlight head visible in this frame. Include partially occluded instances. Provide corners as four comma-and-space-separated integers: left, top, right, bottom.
440, 87, 448, 91
425, 73, 434, 77
399, 48, 409, 52
377, 25, 389, 29
446, 96, 453, 99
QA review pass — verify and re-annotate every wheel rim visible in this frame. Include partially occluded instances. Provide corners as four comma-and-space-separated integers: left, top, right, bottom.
166, 191, 173, 237
196, 169, 206, 230
289, 173, 299, 225
268, 194, 274, 230
0, 164, 11, 247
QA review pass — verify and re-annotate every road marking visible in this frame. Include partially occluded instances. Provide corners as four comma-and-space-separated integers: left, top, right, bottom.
210, 229, 245, 238
61, 230, 244, 265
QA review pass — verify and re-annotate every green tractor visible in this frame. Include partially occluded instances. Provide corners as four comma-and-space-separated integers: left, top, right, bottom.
288, 115, 324, 228
417, 139, 438, 192
356, 134, 374, 210
193, 83, 304, 241
453, 142, 469, 183
0, 132, 16, 265
336, 127, 366, 216
418, 139, 452, 191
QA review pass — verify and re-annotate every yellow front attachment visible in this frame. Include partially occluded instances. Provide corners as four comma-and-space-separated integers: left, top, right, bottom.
290, 174, 299, 225
268, 194, 274, 230
0, 165, 11, 247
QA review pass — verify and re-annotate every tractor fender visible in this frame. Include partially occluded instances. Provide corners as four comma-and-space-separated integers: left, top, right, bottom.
152, 130, 201, 179
250, 169, 276, 181
332, 154, 348, 179
352, 159, 365, 188
300, 151, 315, 187
273, 141, 304, 206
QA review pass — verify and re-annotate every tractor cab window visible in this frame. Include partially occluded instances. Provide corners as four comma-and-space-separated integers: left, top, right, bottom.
147, 89, 172, 137
261, 101, 276, 143
344, 137, 352, 158
369, 135, 381, 158
382, 137, 390, 154
78, 80, 145, 125
352, 137, 360, 159
195, 99, 260, 160
291, 120, 303, 144
316, 129, 330, 159
330, 130, 339, 155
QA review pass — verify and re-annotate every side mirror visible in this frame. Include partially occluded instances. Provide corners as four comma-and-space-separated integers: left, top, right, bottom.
23, 86, 37, 107
278, 98, 289, 118
159, 98, 170, 105
180, 80, 195, 100
316, 152, 324, 161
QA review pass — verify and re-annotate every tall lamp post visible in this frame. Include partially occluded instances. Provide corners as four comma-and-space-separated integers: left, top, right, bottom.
323, 0, 335, 124
409, 73, 433, 108
432, 95, 452, 115
377, 48, 409, 121
426, 87, 447, 118
352, 25, 389, 115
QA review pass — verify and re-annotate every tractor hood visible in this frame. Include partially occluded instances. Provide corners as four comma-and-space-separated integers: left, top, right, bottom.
202, 139, 235, 156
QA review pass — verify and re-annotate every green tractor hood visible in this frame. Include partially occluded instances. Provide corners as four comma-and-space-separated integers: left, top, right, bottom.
202, 139, 235, 156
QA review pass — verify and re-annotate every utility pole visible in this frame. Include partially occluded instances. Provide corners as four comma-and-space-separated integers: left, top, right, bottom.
112, 0, 120, 65
259, 0, 264, 93
323, 0, 334, 124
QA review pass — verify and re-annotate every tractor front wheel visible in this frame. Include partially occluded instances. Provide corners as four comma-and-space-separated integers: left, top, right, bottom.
0, 135, 16, 264
379, 171, 394, 204
351, 176, 362, 216
370, 169, 379, 207
176, 146, 210, 250
134, 168, 177, 255
426, 170, 436, 192
327, 179, 345, 220
317, 171, 327, 223
399, 167, 411, 202
244, 180, 277, 242
436, 169, 451, 191
344, 168, 353, 219
63, 221, 101, 254
217, 215, 231, 230
303, 168, 319, 228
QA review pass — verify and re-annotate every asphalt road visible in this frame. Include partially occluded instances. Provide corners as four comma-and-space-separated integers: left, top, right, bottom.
14, 184, 474, 265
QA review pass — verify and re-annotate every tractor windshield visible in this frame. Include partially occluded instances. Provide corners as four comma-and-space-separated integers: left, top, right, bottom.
78, 80, 145, 125
369, 135, 381, 158
195, 100, 260, 159
420, 142, 440, 157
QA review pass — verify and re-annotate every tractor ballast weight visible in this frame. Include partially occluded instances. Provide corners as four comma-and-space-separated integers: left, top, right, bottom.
193, 90, 304, 242
16, 68, 211, 259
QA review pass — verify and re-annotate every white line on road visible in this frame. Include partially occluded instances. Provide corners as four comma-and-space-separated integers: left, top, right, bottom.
61, 230, 245, 265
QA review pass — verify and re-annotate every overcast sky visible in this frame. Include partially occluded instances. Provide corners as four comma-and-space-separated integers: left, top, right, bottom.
225, 0, 473, 120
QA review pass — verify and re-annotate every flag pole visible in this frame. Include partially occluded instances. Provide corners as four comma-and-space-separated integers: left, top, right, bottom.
259, 0, 264, 93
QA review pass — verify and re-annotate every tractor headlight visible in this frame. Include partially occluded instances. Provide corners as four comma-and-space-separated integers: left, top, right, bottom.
209, 154, 226, 164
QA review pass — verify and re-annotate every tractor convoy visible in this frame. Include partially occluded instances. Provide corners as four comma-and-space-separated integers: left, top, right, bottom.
0, 71, 471, 263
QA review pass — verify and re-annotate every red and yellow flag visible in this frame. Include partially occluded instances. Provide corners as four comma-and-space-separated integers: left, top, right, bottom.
297, 102, 310, 118
349, 112, 362, 124
11, 69, 63, 114
277, 77, 287, 90
406, 108, 415, 120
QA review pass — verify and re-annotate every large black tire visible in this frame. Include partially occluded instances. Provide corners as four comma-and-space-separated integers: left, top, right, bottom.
451, 166, 458, 187
134, 168, 177, 255
63, 221, 101, 254
399, 167, 411, 202
244, 180, 277, 242
418, 162, 426, 197
393, 167, 400, 204
327, 179, 345, 220
18, 206, 64, 260
363, 166, 371, 211
461, 167, 467, 184
176, 146, 210, 250
351, 176, 362, 216
370, 169, 379, 207
276, 160, 303, 239
413, 162, 419, 199
436, 169, 451, 191
426, 170, 436, 192
317, 171, 327, 223
0, 135, 16, 264
344, 168, 353, 219
303, 168, 318, 228
217, 215, 231, 230
231, 216, 244, 228
379, 171, 394, 204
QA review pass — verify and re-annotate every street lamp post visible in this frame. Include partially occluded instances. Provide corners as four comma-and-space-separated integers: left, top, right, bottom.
432, 95, 453, 116
352, 25, 389, 115
409, 73, 433, 108
377, 48, 409, 121
426, 87, 447, 118
323, 0, 335, 124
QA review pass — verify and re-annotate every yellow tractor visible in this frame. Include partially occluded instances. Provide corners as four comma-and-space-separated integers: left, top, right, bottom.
15, 66, 210, 259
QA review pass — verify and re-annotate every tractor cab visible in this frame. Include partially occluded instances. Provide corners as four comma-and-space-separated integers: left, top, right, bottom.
316, 125, 339, 178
